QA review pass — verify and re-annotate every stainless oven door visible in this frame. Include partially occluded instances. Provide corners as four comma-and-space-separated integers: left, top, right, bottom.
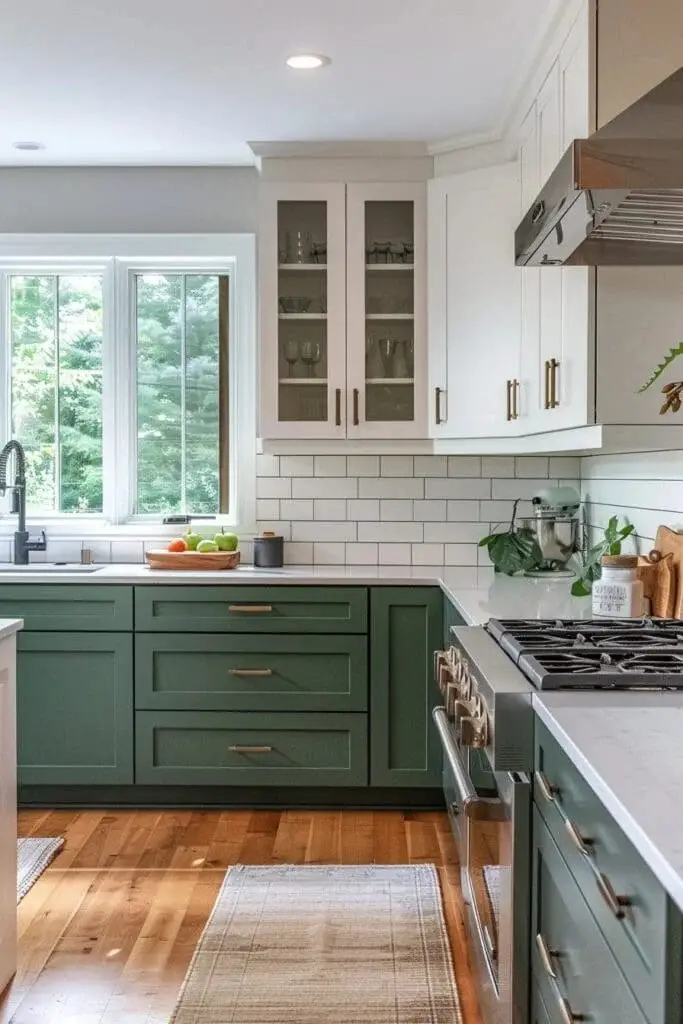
433, 707, 530, 1024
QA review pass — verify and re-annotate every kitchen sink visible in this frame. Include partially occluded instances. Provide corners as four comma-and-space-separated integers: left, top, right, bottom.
0, 563, 101, 573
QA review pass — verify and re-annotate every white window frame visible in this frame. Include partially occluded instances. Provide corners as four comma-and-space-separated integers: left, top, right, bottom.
0, 234, 257, 538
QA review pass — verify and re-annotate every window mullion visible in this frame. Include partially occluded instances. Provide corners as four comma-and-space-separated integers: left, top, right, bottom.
180, 274, 187, 513
54, 275, 61, 513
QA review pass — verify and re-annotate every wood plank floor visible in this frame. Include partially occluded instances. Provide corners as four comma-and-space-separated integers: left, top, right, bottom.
3, 809, 483, 1024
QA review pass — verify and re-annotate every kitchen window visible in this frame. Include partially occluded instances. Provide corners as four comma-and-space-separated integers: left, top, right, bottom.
0, 235, 256, 532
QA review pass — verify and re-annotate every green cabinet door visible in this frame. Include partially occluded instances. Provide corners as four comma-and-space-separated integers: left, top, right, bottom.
370, 587, 442, 787
17, 632, 133, 785
0, 585, 133, 631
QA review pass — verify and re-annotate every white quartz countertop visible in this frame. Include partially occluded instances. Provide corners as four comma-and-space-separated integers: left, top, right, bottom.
0, 618, 23, 640
0, 562, 590, 625
534, 691, 683, 912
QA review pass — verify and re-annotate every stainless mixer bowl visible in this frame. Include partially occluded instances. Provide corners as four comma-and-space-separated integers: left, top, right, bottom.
522, 514, 579, 568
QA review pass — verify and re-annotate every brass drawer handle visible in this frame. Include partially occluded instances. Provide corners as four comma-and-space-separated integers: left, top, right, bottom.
535, 771, 559, 803
550, 357, 560, 408
544, 359, 551, 409
228, 668, 273, 677
535, 932, 558, 979
556, 993, 582, 1024
565, 817, 593, 857
512, 378, 520, 419
353, 387, 360, 426
435, 386, 445, 425
596, 872, 631, 919
229, 745, 273, 754
228, 605, 273, 613
506, 379, 512, 422
335, 387, 342, 426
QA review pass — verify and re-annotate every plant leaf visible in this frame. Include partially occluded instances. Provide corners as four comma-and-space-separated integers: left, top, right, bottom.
638, 342, 683, 392
571, 578, 592, 597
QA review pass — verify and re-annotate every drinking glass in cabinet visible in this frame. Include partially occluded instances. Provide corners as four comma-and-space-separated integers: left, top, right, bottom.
283, 339, 300, 377
285, 229, 313, 264
378, 339, 397, 377
300, 340, 321, 378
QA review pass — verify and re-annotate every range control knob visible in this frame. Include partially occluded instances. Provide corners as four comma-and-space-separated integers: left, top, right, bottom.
460, 714, 489, 749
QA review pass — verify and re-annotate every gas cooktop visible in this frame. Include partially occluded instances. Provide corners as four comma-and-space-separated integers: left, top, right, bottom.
486, 617, 683, 689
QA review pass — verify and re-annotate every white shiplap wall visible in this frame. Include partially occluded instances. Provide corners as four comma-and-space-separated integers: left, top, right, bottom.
581, 450, 683, 550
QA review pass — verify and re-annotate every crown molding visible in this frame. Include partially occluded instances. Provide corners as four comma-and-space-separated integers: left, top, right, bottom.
428, 130, 500, 157
248, 140, 429, 160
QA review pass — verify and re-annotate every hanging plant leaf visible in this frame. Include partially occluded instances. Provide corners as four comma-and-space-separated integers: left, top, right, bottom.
479, 499, 542, 576
638, 342, 683, 392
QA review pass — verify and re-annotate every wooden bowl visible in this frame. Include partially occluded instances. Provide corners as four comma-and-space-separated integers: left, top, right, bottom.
145, 549, 241, 571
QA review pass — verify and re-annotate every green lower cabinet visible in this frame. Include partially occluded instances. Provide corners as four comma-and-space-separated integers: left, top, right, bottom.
0, 584, 133, 631
135, 633, 367, 712
530, 978, 552, 1024
18, 632, 134, 785
136, 711, 368, 786
370, 587, 442, 787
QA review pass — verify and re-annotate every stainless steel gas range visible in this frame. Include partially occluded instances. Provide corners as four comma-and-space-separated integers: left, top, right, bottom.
433, 617, 683, 1024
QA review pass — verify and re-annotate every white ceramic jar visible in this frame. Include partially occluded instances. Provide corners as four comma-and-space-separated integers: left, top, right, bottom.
592, 555, 644, 618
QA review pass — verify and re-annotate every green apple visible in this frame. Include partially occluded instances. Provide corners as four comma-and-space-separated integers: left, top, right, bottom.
185, 530, 201, 551
197, 540, 219, 553
214, 531, 238, 552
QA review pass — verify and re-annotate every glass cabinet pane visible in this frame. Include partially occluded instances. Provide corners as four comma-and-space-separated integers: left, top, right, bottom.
277, 200, 329, 423
364, 200, 415, 423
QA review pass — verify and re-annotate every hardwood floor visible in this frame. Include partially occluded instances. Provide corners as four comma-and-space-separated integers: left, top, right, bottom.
3, 809, 483, 1024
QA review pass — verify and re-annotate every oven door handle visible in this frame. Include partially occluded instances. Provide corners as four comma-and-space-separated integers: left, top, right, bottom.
433, 706, 502, 821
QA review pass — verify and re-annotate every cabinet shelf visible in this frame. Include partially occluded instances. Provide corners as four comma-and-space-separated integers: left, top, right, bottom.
279, 263, 327, 271
278, 378, 326, 385
365, 313, 414, 320
366, 378, 414, 385
365, 263, 414, 271
278, 313, 328, 320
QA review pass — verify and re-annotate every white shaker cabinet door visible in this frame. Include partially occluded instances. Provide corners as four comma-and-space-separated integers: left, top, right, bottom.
428, 163, 522, 438
0, 636, 16, 997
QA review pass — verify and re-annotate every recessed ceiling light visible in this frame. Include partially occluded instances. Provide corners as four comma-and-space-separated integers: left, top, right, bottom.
12, 141, 45, 152
286, 54, 330, 70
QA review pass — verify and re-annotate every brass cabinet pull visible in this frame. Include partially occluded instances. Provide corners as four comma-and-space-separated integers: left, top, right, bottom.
555, 994, 581, 1024
506, 380, 512, 422
228, 668, 273, 677
535, 933, 557, 979
352, 388, 360, 426
549, 358, 560, 408
565, 817, 593, 857
435, 386, 445, 425
335, 388, 342, 426
535, 771, 559, 803
228, 605, 273, 613
229, 745, 273, 754
596, 872, 631, 919
544, 360, 551, 409
512, 378, 520, 419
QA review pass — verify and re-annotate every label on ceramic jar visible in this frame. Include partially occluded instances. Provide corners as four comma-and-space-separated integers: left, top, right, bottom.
593, 581, 632, 617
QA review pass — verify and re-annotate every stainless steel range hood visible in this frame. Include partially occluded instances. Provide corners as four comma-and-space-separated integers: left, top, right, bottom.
515, 67, 683, 266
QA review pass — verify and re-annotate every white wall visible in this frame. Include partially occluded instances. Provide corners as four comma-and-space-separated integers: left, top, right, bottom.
0, 166, 258, 233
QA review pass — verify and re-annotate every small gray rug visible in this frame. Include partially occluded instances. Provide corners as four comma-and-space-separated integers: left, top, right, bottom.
17, 837, 64, 902
171, 864, 462, 1024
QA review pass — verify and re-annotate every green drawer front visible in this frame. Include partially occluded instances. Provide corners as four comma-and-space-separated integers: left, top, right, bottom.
136, 711, 368, 786
0, 584, 133, 631
135, 634, 368, 712
530, 976, 552, 1024
532, 809, 648, 1024
535, 720, 666, 1022
134, 586, 367, 633
17, 632, 133, 785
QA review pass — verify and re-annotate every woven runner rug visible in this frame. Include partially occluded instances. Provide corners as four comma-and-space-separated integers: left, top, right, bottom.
17, 837, 64, 902
171, 864, 462, 1024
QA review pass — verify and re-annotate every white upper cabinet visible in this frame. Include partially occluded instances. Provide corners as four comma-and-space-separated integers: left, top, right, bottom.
260, 180, 427, 440
428, 163, 521, 438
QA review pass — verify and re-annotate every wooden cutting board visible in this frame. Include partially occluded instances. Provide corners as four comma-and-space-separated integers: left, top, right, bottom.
145, 549, 240, 570
654, 526, 683, 618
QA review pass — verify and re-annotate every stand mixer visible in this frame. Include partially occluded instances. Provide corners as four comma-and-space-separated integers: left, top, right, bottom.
522, 486, 581, 577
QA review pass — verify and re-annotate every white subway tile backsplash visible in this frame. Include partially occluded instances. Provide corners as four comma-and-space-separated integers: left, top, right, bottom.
379, 543, 412, 565
480, 499, 534, 522
87, 540, 112, 564
256, 453, 280, 477
515, 456, 549, 478
358, 521, 423, 543
257, 521, 292, 540
292, 477, 357, 499
111, 541, 144, 563
441, 566, 482, 588
291, 521, 357, 543
414, 455, 448, 477
313, 542, 346, 564
313, 499, 347, 521
481, 456, 514, 478
48, 540, 83, 563
446, 500, 481, 521
347, 499, 380, 521
448, 456, 482, 477
424, 522, 484, 543
381, 455, 414, 477
492, 478, 548, 499
256, 477, 292, 499
445, 543, 479, 566
0, 541, 11, 563
284, 542, 313, 564
359, 477, 424, 499
280, 499, 313, 521
347, 455, 380, 477
412, 543, 444, 565
549, 456, 581, 478
314, 455, 347, 477
345, 543, 378, 565
256, 499, 280, 521
380, 499, 414, 521
280, 455, 314, 477
426, 478, 491, 500
413, 500, 447, 521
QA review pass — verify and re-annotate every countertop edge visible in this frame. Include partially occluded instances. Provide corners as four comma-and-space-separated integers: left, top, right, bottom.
533, 695, 683, 913
0, 618, 24, 640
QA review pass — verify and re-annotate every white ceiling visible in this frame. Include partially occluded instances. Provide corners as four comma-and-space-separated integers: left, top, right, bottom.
0, 0, 562, 166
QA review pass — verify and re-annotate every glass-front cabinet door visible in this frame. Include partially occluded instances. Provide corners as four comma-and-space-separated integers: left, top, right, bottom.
260, 183, 346, 438
346, 183, 427, 438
